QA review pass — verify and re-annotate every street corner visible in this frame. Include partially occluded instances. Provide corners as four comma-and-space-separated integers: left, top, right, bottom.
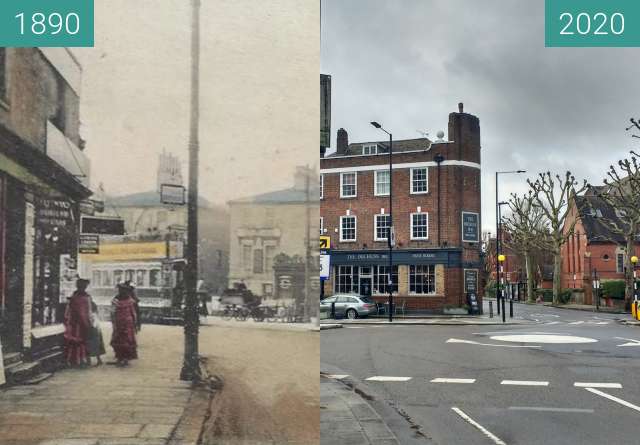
320, 323, 344, 330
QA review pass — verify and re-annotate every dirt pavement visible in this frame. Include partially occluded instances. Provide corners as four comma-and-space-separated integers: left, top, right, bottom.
199, 323, 319, 445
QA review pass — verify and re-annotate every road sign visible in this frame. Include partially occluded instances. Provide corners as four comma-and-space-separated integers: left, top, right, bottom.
320, 254, 330, 279
79, 234, 99, 254
160, 184, 186, 205
320, 236, 331, 249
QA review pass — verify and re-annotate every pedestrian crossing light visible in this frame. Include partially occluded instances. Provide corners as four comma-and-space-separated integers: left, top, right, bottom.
498, 254, 506, 263
631, 256, 638, 265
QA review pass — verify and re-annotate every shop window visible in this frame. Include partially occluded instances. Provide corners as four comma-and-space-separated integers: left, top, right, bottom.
335, 265, 359, 293
340, 215, 356, 242
102, 270, 113, 287
409, 265, 436, 295
373, 265, 398, 294
92, 270, 101, 287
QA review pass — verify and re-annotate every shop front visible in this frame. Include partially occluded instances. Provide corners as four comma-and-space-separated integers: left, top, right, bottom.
0, 124, 90, 371
323, 249, 481, 312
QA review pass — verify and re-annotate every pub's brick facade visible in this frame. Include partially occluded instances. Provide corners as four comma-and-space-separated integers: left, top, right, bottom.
320, 103, 483, 312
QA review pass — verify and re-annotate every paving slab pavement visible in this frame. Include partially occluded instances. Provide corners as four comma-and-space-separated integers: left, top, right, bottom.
321, 376, 399, 445
0, 324, 212, 445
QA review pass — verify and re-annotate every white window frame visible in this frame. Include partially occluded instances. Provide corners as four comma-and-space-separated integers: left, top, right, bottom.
362, 144, 377, 155
374, 214, 391, 241
616, 253, 625, 274
410, 167, 429, 194
339, 215, 357, 242
374, 170, 390, 196
340, 172, 357, 198
410, 212, 429, 240
320, 174, 324, 199
319, 217, 324, 235
408, 264, 437, 295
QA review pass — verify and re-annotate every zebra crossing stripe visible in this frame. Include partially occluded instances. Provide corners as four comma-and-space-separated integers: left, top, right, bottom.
366, 376, 412, 382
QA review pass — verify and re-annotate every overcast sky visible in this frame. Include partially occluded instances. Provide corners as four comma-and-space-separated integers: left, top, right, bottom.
321, 0, 639, 232
76, 0, 318, 205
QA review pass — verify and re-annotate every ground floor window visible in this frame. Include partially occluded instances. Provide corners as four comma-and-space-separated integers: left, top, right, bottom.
373, 265, 398, 294
409, 264, 436, 294
334, 265, 359, 293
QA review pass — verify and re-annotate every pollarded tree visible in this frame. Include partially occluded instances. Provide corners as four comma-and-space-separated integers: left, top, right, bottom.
528, 171, 588, 305
503, 192, 549, 303
590, 152, 640, 308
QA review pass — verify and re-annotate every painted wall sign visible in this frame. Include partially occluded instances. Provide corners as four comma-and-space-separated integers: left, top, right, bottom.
79, 234, 99, 254
462, 211, 480, 243
37, 198, 74, 229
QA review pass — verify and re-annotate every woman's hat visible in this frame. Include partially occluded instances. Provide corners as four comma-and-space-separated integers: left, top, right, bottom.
117, 281, 133, 291
76, 278, 90, 286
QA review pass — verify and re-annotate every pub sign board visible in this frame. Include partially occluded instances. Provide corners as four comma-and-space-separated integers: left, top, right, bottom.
461, 211, 479, 243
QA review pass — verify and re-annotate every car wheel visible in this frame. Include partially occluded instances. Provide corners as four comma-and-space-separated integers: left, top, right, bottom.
346, 308, 358, 319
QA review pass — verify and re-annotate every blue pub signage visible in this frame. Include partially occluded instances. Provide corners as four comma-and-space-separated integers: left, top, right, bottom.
462, 211, 479, 243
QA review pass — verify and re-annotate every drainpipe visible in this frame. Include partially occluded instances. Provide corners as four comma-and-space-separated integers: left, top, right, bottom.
434, 154, 445, 247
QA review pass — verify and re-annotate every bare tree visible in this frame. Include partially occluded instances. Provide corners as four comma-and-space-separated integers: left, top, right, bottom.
590, 152, 640, 308
528, 171, 588, 305
503, 192, 549, 303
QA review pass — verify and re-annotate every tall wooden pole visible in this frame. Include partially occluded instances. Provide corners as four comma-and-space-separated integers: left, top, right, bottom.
180, 0, 200, 381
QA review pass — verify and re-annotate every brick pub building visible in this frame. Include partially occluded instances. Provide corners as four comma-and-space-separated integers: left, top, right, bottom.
320, 103, 482, 312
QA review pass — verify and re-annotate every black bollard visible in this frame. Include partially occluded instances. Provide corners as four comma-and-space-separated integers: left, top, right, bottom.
509, 299, 513, 318
501, 297, 506, 323
489, 300, 493, 318
331, 301, 336, 319
497, 295, 501, 314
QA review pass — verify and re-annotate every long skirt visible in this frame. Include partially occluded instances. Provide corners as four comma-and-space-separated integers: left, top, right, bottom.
87, 326, 106, 357
111, 324, 137, 361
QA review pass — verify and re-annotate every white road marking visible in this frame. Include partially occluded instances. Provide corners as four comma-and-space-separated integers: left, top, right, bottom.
501, 380, 549, 386
568, 321, 585, 325
451, 407, 507, 445
593, 321, 609, 325
574, 382, 622, 389
325, 374, 349, 380
531, 313, 560, 318
615, 337, 640, 347
585, 388, 640, 413
446, 338, 541, 348
490, 334, 597, 344
365, 376, 412, 382
544, 321, 561, 325
431, 378, 476, 384
508, 406, 594, 413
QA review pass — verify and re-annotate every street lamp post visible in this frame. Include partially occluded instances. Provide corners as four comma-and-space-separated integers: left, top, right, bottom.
631, 256, 638, 313
180, 0, 201, 382
498, 254, 506, 322
495, 170, 525, 316
593, 269, 600, 312
371, 122, 393, 322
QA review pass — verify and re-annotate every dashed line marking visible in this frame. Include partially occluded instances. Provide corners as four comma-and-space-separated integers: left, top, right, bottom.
501, 380, 549, 386
508, 406, 594, 413
431, 378, 476, 384
452, 407, 507, 445
585, 388, 640, 413
574, 382, 622, 389
365, 376, 412, 382
568, 321, 585, 325
325, 374, 349, 380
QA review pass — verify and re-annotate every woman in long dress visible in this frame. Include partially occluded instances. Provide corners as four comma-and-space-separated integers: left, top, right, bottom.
87, 299, 105, 366
63, 279, 91, 367
110, 283, 138, 367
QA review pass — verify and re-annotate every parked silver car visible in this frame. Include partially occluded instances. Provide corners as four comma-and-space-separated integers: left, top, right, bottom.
320, 294, 378, 319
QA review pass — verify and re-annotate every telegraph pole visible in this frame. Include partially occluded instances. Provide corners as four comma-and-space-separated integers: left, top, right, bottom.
180, 0, 201, 381
304, 165, 311, 322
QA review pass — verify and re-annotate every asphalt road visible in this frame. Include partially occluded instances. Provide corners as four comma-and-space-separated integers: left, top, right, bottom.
321, 303, 640, 445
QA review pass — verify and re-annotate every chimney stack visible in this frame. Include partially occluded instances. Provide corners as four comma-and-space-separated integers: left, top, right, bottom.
337, 128, 349, 155
458, 102, 464, 113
